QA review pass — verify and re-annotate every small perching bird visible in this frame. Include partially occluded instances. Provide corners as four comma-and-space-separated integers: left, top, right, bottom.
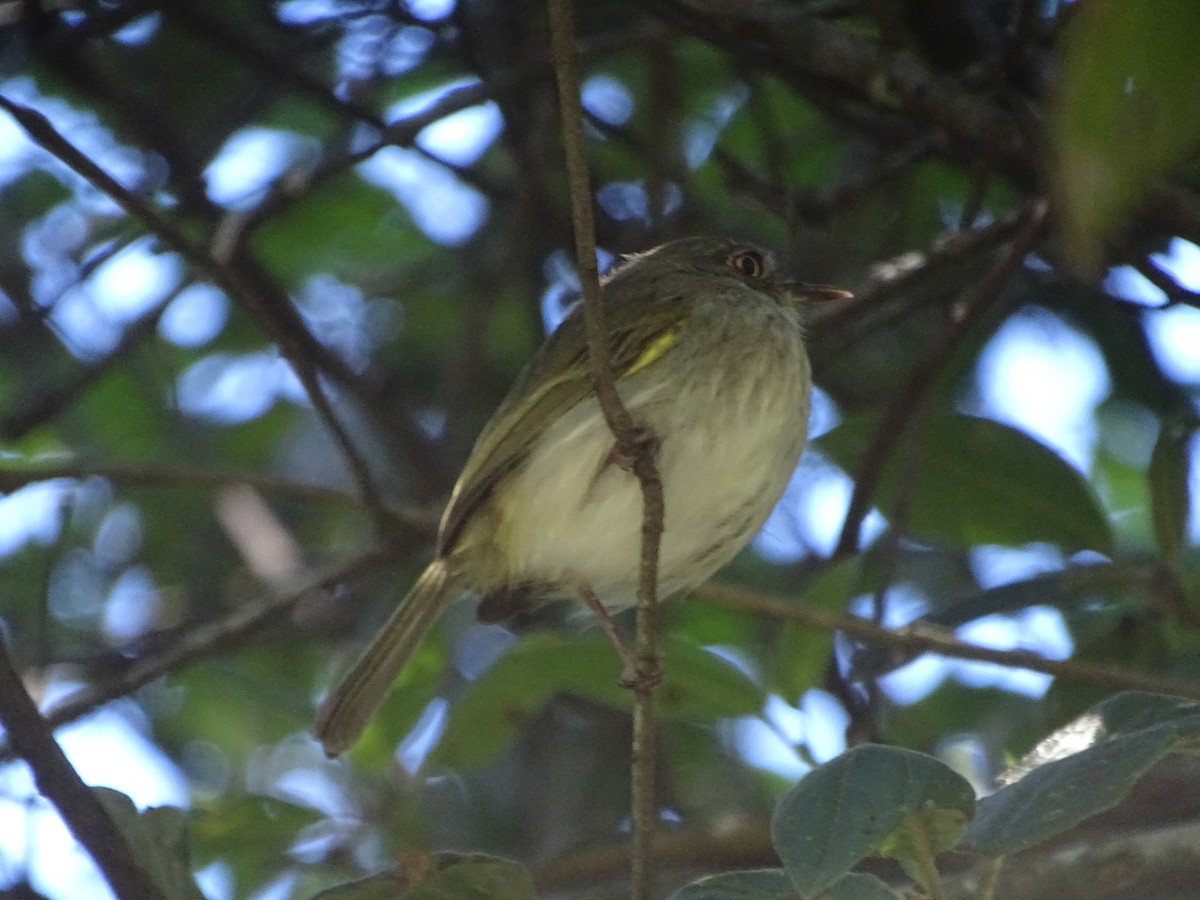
315, 236, 850, 757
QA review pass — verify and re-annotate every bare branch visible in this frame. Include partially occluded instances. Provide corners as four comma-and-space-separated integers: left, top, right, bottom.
0, 549, 386, 765
705, 581, 1200, 703
0, 637, 166, 899
548, 2, 666, 895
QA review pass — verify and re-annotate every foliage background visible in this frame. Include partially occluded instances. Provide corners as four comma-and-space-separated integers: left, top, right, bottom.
1, 1, 1199, 897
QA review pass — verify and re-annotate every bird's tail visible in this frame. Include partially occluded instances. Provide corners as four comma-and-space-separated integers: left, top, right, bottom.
314, 559, 453, 757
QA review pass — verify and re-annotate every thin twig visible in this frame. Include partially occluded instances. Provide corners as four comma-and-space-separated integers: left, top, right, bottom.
0, 637, 167, 899
1, 460, 343, 505
808, 212, 1026, 372
0, 95, 218, 293
0, 459, 441, 538
221, 23, 665, 245
534, 822, 774, 892
1134, 255, 1200, 308
547, 2, 665, 897
704, 581, 1200, 702
0, 549, 386, 765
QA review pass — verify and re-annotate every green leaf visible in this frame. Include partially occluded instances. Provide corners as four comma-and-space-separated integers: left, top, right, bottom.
0, 170, 72, 232
771, 745, 974, 896
668, 870, 898, 900
191, 795, 320, 890
434, 634, 762, 770
773, 558, 859, 700
92, 788, 206, 900
403, 857, 535, 900
312, 854, 534, 900
1148, 416, 1198, 564
814, 414, 1113, 553
667, 868, 800, 900
255, 172, 423, 285
965, 692, 1200, 855
1053, 2, 1200, 266
815, 873, 902, 900
172, 653, 312, 764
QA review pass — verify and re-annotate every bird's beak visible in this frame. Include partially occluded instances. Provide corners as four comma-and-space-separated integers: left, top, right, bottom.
788, 282, 854, 302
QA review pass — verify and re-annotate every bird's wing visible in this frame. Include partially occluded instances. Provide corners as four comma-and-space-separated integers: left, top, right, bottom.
436, 289, 686, 556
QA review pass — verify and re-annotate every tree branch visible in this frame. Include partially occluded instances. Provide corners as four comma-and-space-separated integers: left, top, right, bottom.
547, 2, 665, 897
0, 93, 428, 529
0, 548, 386, 765
0, 636, 166, 899
704, 581, 1200, 703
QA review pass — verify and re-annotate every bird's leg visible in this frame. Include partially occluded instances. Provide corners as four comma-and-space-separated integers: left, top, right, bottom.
576, 582, 662, 690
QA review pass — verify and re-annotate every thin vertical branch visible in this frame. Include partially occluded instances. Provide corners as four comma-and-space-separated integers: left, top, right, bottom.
0, 638, 166, 899
547, 1, 665, 897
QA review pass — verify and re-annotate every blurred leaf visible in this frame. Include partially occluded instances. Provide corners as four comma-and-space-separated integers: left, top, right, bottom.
771, 745, 974, 896
772, 557, 859, 700
0, 170, 72, 233
1092, 446, 1157, 553
1054, 2, 1200, 266
93, 788, 206, 900
965, 692, 1200, 855
170, 653, 312, 763
1065, 294, 1191, 418
1045, 605, 1169, 719
878, 682, 1043, 761
814, 414, 1113, 553
434, 633, 763, 770
397, 856, 535, 900
1091, 690, 1200, 734
667, 869, 794, 900
312, 853, 534, 899
816, 873, 901, 900
78, 368, 174, 461
191, 794, 320, 891
1148, 416, 1198, 564
922, 562, 1150, 629
256, 173, 423, 285
853, 560, 1154, 680
670, 588, 760, 649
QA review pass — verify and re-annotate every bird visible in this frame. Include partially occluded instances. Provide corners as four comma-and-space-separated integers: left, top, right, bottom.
314, 235, 850, 756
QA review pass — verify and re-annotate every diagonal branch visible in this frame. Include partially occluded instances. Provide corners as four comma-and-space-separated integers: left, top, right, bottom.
0, 93, 416, 531
0, 548, 386, 765
0, 637, 166, 899
705, 580, 1200, 703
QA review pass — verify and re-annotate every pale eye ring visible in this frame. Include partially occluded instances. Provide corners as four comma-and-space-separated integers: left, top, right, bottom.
728, 248, 768, 279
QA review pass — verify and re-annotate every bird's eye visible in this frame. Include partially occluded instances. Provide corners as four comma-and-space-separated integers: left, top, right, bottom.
728, 248, 768, 279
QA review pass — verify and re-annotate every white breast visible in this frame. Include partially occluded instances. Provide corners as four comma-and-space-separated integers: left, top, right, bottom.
496, 299, 811, 609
